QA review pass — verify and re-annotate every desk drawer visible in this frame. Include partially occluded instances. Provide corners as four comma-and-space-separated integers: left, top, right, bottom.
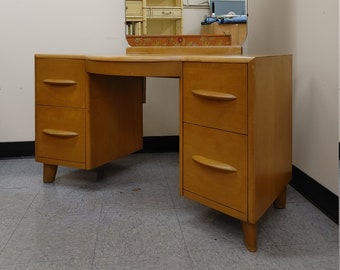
36, 106, 86, 163
183, 123, 247, 212
35, 58, 87, 108
183, 62, 247, 134
147, 8, 182, 19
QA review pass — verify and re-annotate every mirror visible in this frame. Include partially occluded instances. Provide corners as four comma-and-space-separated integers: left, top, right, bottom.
125, 0, 247, 47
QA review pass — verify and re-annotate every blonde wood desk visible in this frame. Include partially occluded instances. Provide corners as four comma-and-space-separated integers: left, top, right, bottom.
35, 53, 292, 252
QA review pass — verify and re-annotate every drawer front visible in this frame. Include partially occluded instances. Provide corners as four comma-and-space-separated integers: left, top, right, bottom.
126, 1, 143, 17
149, 8, 182, 18
182, 123, 247, 213
36, 106, 85, 163
35, 58, 87, 108
183, 63, 247, 134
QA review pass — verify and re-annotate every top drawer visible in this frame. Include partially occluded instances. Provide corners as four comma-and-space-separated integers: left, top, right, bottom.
146, 7, 182, 19
35, 58, 87, 108
183, 62, 247, 134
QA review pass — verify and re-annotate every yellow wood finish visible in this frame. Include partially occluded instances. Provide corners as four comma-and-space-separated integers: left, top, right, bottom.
86, 58, 182, 77
191, 90, 236, 101
35, 55, 144, 173
86, 74, 144, 168
126, 46, 242, 55
36, 106, 86, 164
191, 155, 237, 172
183, 123, 247, 214
201, 23, 247, 46
247, 56, 292, 224
274, 187, 287, 209
242, 222, 257, 252
183, 62, 247, 134
35, 53, 292, 252
42, 129, 79, 137
180, 55, 292, 252
43, 79, 77, 86
43, 164, 58, 183
35, 58, 87, 108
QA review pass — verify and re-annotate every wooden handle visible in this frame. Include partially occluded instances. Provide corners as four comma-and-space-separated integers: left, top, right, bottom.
42, 129, 78, 138
192, 155, 237, 172
43, 79, 77, 86
192, 90, 236, 101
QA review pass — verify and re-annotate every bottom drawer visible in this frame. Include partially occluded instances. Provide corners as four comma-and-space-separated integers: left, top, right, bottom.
36, 106, 86, 163
182, 123, 247, 213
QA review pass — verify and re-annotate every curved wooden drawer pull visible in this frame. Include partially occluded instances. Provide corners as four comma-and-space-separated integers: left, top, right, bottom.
192, 90, 236, 101
192, 155, 237, 173
42, 129, 79, 138
43, 79, 77, 86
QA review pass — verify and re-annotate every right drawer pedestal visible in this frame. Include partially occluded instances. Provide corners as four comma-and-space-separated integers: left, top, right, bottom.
181, 56, 292, 252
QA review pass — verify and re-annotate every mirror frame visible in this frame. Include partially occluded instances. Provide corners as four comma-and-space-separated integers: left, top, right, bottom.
125, 0, 247, 47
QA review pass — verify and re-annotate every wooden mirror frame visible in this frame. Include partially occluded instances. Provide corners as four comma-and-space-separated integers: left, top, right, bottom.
125, 0, 247, 48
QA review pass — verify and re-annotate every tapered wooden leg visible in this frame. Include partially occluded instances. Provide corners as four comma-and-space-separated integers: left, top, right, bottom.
274, 187, 287, 209
242, 221, 257, 252
43, 164, 58, 183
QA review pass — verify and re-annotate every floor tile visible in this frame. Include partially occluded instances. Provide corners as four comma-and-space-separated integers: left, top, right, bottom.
25, 178, 104, 218
262, 201, 338, 246
0, 218, 21, 252
0, 258, 93, 270
188, 245, 288, 270
177, 206, 274, 251
0, 154, 338, 269
0, 189, 37, 219
93, 252, 192, 270
273, 242, 339, 270
95, 208, 187, 258
102, 155, 175, 211
0, 158, 42, 190
0, 214, 99, 266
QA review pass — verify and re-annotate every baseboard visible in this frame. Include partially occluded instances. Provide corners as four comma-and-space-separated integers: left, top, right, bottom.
0, 141, 35, 158
1, 139, 338, 224
138, 136, 179, 153
291, 165, 339, 224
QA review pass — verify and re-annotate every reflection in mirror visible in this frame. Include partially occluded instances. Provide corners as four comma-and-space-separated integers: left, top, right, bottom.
125, 0, 247, 46
125, 0, 183, 36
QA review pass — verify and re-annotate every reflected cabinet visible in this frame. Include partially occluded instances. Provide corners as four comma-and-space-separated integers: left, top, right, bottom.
126, 0, 183, 35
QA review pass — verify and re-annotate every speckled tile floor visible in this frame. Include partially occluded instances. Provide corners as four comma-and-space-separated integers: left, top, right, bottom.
0, 153, 338, 270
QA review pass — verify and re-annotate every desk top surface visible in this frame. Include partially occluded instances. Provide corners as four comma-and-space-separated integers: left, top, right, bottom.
35, 53, 259, 63
35, 53, 291, 78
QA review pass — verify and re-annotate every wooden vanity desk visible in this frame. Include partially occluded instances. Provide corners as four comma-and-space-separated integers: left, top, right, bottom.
35, 47, 292, 252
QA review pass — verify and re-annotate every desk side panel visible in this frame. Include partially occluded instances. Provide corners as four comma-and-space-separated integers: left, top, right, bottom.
86, 75, 144, 169
247, 55, 293, 224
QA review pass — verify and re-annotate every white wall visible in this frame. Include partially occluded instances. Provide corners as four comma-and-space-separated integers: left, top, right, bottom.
0, 0, 127, 142
245, 0, 339, 195
0, 0, 188, 140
